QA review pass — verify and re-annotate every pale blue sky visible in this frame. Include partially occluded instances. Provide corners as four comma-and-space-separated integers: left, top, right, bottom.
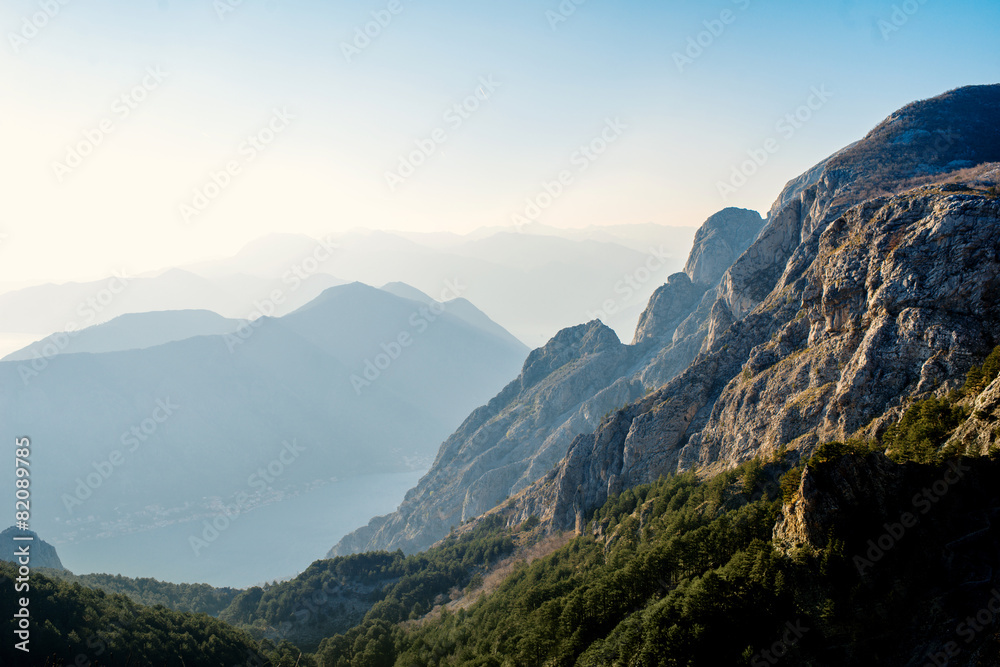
0, 0, 997, 283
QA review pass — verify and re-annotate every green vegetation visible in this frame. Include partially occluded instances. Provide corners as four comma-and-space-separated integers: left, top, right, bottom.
883, 395, 967, 463
521, 515, 541, 532
0, 562, 305, 666
222, 515, 516, 651
316, 461, 788, 667
961, 344, 1000, 397
780, 464, 804, 504
42, 569, 241, 617
810, 439, 878, 465
308, 452, 1000, 666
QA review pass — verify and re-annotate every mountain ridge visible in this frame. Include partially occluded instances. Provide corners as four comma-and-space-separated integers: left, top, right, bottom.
331, 83, 1000, 557
493, 83, 1000, 536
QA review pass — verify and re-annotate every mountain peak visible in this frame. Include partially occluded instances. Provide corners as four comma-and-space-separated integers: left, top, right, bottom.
0, 527, 64, 570
682, 207, 764, 286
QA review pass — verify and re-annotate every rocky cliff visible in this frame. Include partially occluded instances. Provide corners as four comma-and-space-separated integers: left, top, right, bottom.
495, 84, 1000, 534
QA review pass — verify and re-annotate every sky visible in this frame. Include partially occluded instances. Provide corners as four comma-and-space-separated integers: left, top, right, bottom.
0, 0, 998, 285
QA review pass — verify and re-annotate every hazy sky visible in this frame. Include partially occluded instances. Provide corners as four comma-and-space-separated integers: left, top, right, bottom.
1, 0, 997, 284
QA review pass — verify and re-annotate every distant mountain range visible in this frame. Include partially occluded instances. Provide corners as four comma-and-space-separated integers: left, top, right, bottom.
0, 268, 345, 338
0, 283, 528, 563
0, 224, 694, 356
2, 310, 240, 361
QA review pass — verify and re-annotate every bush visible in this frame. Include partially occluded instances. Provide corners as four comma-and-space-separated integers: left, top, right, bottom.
780, 465, 804, 504
962, 345, 1000, 397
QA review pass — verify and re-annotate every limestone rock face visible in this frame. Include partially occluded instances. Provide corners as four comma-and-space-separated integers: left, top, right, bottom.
682, 207, 764, 286
707, 84, 1000, 348
523, 189, 1000, 534
945, 375, 1000, 456
631, 273, 708, 348
702, 192, 1000, 466
499, 85, 1000, 535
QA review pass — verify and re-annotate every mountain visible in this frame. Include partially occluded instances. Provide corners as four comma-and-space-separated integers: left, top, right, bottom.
2, 310, 239, 362
214, 352, 1000, 664
378, 282, 524, 348
0, 527, 64, 570
182, 233, 341, 279
182, 227, 694, 347
483, 84, 1000, 534
329, 207, 764, 556
404, 221, 697, 254
331, 84, 1000, 556
0, 226, 693, 355
0, 282, 527, 583
42, 569, 242, 616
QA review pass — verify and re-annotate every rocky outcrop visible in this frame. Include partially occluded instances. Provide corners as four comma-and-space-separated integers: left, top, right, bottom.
682, 207, 765, 286
946, 375, 1000, 456
701, 191, 1000, 462
523, 187, 1000, 535
706, 84, 1000, 349
772, 453, 907, 553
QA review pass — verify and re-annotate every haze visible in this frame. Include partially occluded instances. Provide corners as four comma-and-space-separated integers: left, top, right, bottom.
1, 0, 997, 287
